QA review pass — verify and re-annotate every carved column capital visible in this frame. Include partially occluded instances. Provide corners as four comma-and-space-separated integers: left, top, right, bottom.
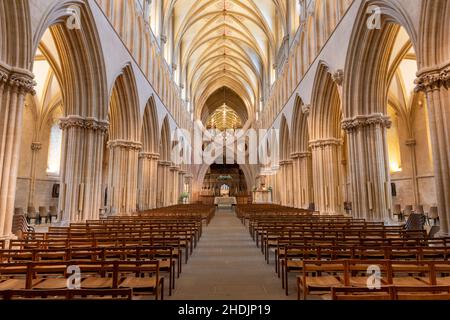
342, 113, 392, 132
59, 115, 109, 134
415, 62, 450, 92
0, 63, 36, 94
31, 142, 42, 151
309, 138, 342, 149
107, 139, 142, 151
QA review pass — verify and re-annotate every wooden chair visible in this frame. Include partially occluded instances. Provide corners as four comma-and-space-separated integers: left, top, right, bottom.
39, 207, 49, 224
297, 260, 347, 300
0, 289, 133, 300
116, 261, 164, 300
331, 286, 393, 300
392, 285, 450, 300
27, 207, 38, 225
49, 206, 58, 223
428, 206, 439, 226
393, 204, 402, 222
415, 205, 425, 215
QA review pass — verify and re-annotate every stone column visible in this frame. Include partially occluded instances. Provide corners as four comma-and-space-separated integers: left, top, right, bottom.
58, 117, 109, 223
170, 165, 180, 205
138, 152, 152, 210
185, 174, 193, 203
0, 64, 35, 239
28, 142, 42, 207
342, 114, 392, 221
415, 64, 450, 235
299, 152, 313, 209
310, 139, 342, 215
281, 160, 294, 207
107, 140, 141, 216
273, 165, 281, 205
179, 169, 186, 200
157, 160, 170, 208
278, 161, 287, 205
405, 138, 420, 206
291, 153, 300, 208
149, 153, 160, 209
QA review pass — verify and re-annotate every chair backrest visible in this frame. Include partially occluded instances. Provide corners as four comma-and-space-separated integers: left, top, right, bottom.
14, 207, 24, 216
415, 205, 424, 214
429, 206, 439, 219
393, 204, 401, 214
49, 206, 58, 215
39, 207, 48, 217
403, 205, 413, 216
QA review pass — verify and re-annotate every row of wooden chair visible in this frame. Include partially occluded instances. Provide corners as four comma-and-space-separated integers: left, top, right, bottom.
392, 204, 439, 224
279, 244, 450, 296
332, 285, 450, 300
0, 260, 165, 300
0, 288, 134, 300
14, 206, 58, 224
1, 206, 215, 300
237, 204, 449, 300
297, 259, 450, 300
0, 245, 177, 295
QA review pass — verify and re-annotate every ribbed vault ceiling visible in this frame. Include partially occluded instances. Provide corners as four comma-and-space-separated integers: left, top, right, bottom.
165, 0, 286, 127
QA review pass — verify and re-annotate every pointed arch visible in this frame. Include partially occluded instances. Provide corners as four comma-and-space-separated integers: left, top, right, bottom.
109, 64, 141, 142
291, 96, 310, 153
141, 96, 160, 154
32, 0, 108, 119
310, 62, 342, 140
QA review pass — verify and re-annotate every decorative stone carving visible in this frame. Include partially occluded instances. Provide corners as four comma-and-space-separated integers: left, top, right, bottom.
332, 69, 344, 86
341, 113, 392, 132
30, 142, 42, 151
0, 63, 36, 94
415, 63, 450, 92
59, 116, 109, 133
140, 152, 160, 160
302, 104, 311, 115
291, 151, 311, 159
107, 140, 142, 151
9, 72, 36, 94
309, 138, 342, 149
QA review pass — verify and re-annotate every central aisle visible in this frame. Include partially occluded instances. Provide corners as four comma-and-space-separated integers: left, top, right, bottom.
169, 208, 296, 300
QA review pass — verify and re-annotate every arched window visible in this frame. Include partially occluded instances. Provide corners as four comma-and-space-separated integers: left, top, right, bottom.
46, 123, 62, 175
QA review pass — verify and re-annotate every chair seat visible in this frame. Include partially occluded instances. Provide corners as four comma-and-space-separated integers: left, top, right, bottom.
436, 276, 450, 286
119, 276, 157, 289
304, 276, 343, 289
33, 278, 68, 290
392, 277, 429, 287
81, 277, 113, 289
0, 279, 41, 290
286, 260, 303, 269
159, 260, 171, 270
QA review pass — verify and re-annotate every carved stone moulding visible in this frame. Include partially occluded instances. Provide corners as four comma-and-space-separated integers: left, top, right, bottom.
415, 62, 450, 92
31, 142, 42, 151
0, 62, 36, 94
341, 113, 392, 132
309, 138, 342, 149
139, 152, 160, 160
107, 139, 142, 151
59, 115, 109, 134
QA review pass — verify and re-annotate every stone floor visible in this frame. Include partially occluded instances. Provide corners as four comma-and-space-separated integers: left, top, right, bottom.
168, 208, 297, 300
